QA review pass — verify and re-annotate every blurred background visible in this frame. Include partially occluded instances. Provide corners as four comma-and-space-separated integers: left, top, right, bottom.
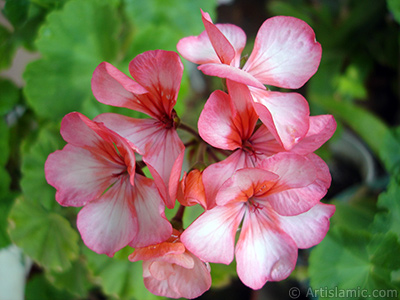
0, 0, 399, 299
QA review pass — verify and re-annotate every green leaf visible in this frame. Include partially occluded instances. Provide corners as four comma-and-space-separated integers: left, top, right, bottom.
3, 0, 30, 28
309, 227, 400, 299
20, 125, 65, 210
8, 197, 79, 272
313, 97, 400, 176
26, 273, 74, 300
330, 198, 377, 231
0, 25, 16, 70
388, 0, 400, 24
209, 262, 237, 289
46, 258, 93, 298
23, 0, 122, 121
84, 246, 163, 300
0, 78, 20, 115
372, 180, 400, 239
124, 0, 217, 37
0, 193, 16, 249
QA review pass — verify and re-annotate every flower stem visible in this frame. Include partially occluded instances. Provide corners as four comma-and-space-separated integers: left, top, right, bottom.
178, 122, 202, 141
171, 205, 186, 231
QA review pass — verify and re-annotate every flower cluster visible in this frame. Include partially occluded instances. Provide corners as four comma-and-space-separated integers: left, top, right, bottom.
45, 10, 336, 299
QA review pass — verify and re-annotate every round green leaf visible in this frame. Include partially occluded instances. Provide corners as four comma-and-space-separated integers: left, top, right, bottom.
23, 0, 122, 121
85, 246, 164, 300
8, 197, 79, 272
309, 227, 400, 299
20, 125, 65, 210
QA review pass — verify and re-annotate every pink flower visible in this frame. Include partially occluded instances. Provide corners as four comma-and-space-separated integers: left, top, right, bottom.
129, 229, 212, 299
181, 153, 335, 289
177, 11, 322, 149
91, 50, 185, 208
45, 112, 172, 256
199, 80, 335, 208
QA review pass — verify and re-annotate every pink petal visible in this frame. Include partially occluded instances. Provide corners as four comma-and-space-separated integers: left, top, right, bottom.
91, 62, 159, 116
95, 113, 185, 209
202, 150, 254, 209
291, 115, 337, 155
129, 50, 183, 117
306, 153, 332, 190
181, 203, 245, 264
199, 63, 266, 90
258, 153, 324, 216
143, 130, 184, 209
45, 145, 123, 207
243, 16, 322, 89
198, 90, 241, 150
251, 88, 310, 150
77, 176, 138, 257
129, 241, 186, 262
177, 170, 207, 209
279, 203, 335, 249
235, 209, 297, 289
144, 263, 181, 299
200, 10, 236, 65
226, 80, 259, 141
177, 31, 221, 65
129, 174, 173, 248
167, 252, 212, 299
216, 168, 279, 206
46, 112, 137, 206
177, 21, 246, 67
249, 124, 284, 157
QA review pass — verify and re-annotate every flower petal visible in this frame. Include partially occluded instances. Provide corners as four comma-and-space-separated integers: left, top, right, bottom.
91, 62, 158, 116
168, 252, 212, 299
96, 113, 184, 208
216, 168, 279, 206
45, 145, 122, 207
202, 150, 253, 209
181, 203, 245, 264
235, 209, 297, 289
177, 170, 207, 209
199, 63, 266, 90
291, 115, 337, 155
46, 112, 136, 206
77, 176, 138, 257
200, 10, 236, 65
251, 88, 310, 150
129, 174, 172, 248
258, 153, 324, 216
226, 80, 259, 141
243, 16, 322, 89
249, 124, 284, 157
129, 50, 183, 118
279, 203, 335, 248
144, 263, 181, 299
198, 90, 241, 150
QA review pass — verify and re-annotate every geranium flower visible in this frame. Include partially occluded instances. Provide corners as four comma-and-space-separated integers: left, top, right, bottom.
45, 112, 172, 256
129, 229, 211, 299
177, 10, 322, 149
91, 50, 185, 208
181, 153, 335, 289
198, 80, 335, 208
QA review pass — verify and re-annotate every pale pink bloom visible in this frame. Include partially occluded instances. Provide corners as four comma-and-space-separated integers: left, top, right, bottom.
129, 230, 212, 299
199, 81, 335, 208
91, 50, 185, 208
181, 153, 335, 289
178, 11, 322, 149
45, 112, 172, 256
